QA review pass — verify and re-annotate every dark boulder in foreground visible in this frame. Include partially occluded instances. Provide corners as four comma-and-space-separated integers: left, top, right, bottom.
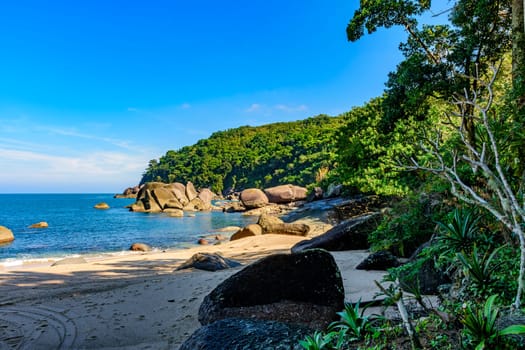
291, 213, 381, 253
198, 249, 344, 329
175, 253, 242, 272
356, 250, 401, 270
179, 318, 311, 350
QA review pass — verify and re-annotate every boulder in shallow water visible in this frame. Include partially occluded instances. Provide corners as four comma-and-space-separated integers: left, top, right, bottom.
180, 318, 312, 350
185, 181, 198, 202
0, 226, 14, 244
176, 253, 242, 272
130, 242, 152, 252
239, 188, 269, 209
93, 202, 110, 210
198, 188, 215, 209
169, 182, 189, 205
29, 221, 49, 229
198, 249, 344, 329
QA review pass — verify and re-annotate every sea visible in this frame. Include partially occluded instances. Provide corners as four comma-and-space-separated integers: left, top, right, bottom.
0, 194, 257, 265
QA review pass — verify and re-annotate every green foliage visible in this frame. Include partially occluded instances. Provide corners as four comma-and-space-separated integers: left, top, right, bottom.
346, 0, 430, 42
329, 300, 376, 342
140, 115, 345, 193
335, 97, 425, 196
300, 300, 381, 350
461, 294, 525, 349
436, 208, 481, 257
457, 246, 509, 301
299, 331, 339, 350
368, 191, 447, 257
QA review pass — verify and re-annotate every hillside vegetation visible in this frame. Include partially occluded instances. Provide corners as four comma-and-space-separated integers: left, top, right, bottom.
140, 114, 345, 194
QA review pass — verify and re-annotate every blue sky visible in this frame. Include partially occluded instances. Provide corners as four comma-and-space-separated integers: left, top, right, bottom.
0, 0, 414, 193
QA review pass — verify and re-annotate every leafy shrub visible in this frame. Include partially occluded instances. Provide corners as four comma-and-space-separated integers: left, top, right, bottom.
461, 295, 525, 349
369, 192, 448, 257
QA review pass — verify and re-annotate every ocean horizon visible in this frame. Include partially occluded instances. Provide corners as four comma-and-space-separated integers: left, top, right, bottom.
0, 193, 256, 265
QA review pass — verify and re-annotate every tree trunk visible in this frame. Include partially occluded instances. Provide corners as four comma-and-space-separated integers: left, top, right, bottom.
513, 0, 525, 108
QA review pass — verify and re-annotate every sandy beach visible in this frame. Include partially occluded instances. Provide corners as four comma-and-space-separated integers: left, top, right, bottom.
0, 234, 385, 349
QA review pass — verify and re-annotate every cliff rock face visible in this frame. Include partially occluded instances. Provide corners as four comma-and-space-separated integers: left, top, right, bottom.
129, 182, 215, 213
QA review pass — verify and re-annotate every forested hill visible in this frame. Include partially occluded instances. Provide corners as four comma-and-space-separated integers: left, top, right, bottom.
140, 114, 346, 194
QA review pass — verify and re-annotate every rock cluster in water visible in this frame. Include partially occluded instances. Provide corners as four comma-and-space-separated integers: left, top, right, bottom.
128, 182, 215, 214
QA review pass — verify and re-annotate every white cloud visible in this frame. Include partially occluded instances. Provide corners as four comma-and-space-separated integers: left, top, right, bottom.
127, 107, 138, 112
39, 126, 143, 152
244, 103, 262, 113
0, 147, 149, 192
180, 103, 191, 109
274, 104, 308, 113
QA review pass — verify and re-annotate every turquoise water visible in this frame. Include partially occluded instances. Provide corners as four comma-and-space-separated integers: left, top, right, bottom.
0, 194, 256, 263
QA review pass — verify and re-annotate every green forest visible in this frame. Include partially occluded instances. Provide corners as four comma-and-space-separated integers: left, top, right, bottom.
140, 115, 346, 194
142, 0, 525, 348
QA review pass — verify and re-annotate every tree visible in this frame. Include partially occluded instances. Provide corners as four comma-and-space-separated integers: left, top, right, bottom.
405, 67, 525, 309
346, 0, 525, 308
348, 0, 513, 148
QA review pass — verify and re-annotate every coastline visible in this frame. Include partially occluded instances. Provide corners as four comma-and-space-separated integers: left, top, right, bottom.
0, 233, 385, 349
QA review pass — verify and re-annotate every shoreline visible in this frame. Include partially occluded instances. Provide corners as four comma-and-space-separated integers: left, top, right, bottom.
0, 234, 385, 349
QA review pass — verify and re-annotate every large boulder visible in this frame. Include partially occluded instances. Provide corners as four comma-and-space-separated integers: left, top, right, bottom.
198, 249, 344, 329
175, 253, 242, 272
130, 182, 212, 213
257, 214, 310, 236
230, 224, 263, 241
264, 184, 308, 204
131, 182, 166, 212
169, 182, 189, 205
0, 226, 14, 244
163, 198, 184, 210
291, 213, 381, 253
186, 181, 199, 202
180, 318, 312, 350
151, 186, 176, 210
198, 188, 215, 206
184, 197, 210, 211
239, 188, 269, 209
